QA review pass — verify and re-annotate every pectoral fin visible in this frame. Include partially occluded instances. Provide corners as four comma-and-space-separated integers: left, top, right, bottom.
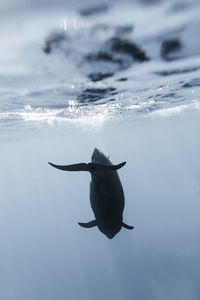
122, 223, 134, 230
48, 162, 89, 171
78, 220, 97, 228
48, 161, 126, 172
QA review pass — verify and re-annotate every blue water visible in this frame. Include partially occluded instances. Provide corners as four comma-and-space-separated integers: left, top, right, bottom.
0, 0, 200, 299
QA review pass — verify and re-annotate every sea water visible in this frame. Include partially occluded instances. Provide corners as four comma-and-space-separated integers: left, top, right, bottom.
0, 0, 200, 299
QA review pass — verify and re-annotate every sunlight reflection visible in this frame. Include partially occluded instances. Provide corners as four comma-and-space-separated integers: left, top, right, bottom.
58, 17, 84, 32
127, 99, 155, 111
63, 18, 67, 31
150, 104, 189, 117
0, 103, 119, 128
1, 98, 200, 128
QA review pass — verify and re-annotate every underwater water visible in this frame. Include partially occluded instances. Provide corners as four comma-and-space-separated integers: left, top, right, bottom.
0, 0, 200, 299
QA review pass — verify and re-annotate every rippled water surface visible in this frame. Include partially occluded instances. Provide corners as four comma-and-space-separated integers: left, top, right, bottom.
1, 0, 200, 134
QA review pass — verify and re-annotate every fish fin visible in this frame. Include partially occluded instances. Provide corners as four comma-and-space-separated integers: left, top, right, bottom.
48, 161, 126, 172
88, 161, 126, 172
78, 220, 97, 228
48, 162, 89, 171
122, 223, 134, 230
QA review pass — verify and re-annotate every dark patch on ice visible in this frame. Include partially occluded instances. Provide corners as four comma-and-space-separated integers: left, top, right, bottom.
86, 52, 124, 65
88, 72, 113, 82
87, 38, 148, 63
161, 39, 182, 61
90, 24, 133, 37
117, 78, 128, 82
182, 78, 200, 88
77, 88, 117, 103
43, 28, 148, 84
106, 37, 149, 62
79, 4, 109, 17
43, 31, 67, 54
85, 38, 148, 78
155, 66, 200, 76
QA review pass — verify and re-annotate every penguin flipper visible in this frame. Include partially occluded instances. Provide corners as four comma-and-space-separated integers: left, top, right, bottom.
122, 223, 134, 230
48, 162, 89, 171
79, 220, 97, 228
48, 162, 126, 172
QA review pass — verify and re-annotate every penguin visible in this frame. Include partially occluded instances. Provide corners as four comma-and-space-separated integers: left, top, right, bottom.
49, 148, 134, 239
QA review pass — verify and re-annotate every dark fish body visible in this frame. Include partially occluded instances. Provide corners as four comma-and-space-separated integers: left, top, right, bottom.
49, 148, 133, 239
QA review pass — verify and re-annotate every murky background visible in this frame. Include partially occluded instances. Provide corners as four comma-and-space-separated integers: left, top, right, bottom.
0, 0, 200, 299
